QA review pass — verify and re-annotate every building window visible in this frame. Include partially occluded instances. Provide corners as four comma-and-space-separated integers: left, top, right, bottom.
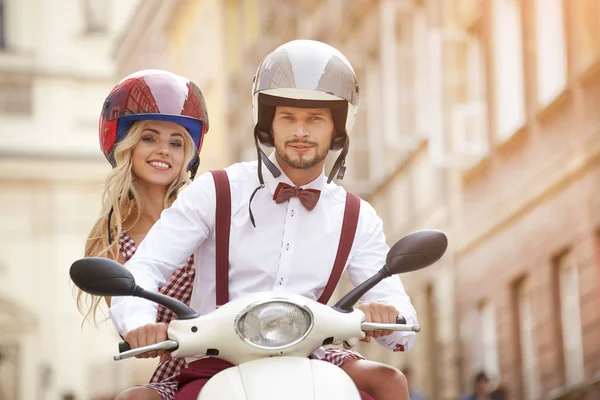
492, 0, 525, 140
83, 0, 108, 34
364, 59, 387, 179
348, 66, 372, 182
480, 302, 501, 381
393, 6, 429, 147
0, 344, 20, 400
441, 21, 488, 164
0, 73, 32, 115
412, 8, 429, 141
395, 9, 415, 146
455, 32, 488, 158
557, 252, 585, 386
516, 278, 540, 400
465, 32, 487, 103
451, 29, 488, 160
462, 302, 501, 387
534, 0, 567, 107
427, 26, 445, 165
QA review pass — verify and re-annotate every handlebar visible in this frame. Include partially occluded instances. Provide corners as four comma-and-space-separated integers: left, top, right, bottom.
113, 340, 179, 361
116, 316, 414, 359
360, 315, 420, 332
361, 322, 421, 332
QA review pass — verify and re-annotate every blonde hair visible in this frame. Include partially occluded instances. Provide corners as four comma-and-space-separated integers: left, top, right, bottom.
76, 120, 196, 324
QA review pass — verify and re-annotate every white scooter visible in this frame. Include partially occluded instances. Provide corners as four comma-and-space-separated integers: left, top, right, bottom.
70, 229, 447, 400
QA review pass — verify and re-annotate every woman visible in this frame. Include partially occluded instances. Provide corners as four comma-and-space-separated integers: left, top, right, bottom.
76, 69, 209, 400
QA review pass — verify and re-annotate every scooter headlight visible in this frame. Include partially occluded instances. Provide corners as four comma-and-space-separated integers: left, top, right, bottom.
235, 301, 313, 350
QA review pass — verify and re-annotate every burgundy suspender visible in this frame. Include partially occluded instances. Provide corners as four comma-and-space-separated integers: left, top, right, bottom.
210, 170, 231, 307
317, 192, 361, 304
211, 168, 361, 307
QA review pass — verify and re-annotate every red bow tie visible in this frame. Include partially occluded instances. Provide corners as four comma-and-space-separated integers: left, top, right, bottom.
273, 182, 321, 211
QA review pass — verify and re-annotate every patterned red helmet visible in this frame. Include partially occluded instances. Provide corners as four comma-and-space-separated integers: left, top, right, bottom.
99, 69, 209, 172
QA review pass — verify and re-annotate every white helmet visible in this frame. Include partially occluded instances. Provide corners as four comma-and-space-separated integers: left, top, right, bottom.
251, 40, 359, 153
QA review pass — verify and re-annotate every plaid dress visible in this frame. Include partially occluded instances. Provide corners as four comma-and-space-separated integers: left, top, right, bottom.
119, 233, 364, 400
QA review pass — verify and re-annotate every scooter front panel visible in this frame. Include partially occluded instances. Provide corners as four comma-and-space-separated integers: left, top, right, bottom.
198, 357, 361, 400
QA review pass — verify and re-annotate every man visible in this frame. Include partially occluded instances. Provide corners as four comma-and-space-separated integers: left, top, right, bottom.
463, 372, 494, 400
110, 40, 417, 400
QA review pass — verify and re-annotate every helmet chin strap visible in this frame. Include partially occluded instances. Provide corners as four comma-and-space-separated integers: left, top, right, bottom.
327, 136, 349, 183
259, 148, 281, 179
107, 207, 115, 245
106, 190, 134, 245
188, 152, 200, 180
248, 130, 282, 227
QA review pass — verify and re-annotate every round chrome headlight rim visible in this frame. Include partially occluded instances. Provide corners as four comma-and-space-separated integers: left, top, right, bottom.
234, 299, 315, 351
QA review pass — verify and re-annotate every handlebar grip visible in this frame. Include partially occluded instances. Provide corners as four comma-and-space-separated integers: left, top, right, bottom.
119, 341, 131, 353
396, 316, 407, 324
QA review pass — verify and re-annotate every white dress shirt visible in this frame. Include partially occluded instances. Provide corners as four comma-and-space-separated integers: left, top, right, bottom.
109, 153, 418, 352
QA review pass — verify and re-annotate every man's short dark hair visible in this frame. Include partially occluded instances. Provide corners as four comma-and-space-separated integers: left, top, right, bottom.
475, 371, 489, 384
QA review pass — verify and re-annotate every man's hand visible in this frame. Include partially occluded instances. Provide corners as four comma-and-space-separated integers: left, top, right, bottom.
124, 322, 171, 363
356, 303, 400, 343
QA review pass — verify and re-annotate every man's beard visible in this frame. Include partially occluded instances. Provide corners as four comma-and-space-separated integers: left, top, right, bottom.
275, 140, 329, 170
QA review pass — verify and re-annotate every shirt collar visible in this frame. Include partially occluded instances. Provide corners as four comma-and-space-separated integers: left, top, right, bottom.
262, 151, 326, 196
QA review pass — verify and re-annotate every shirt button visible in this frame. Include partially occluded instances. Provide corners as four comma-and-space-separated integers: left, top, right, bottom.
285, 243, 290, 250
279, 278, 284, 285
291, 209, 295, 217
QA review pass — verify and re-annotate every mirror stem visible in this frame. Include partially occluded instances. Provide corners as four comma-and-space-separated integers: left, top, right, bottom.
332, 265, 392, 313
133, 286, 199, 320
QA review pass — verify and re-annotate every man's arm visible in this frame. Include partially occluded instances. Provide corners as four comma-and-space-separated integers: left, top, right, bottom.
345, 200, 418, 351
109, 171, 218, 337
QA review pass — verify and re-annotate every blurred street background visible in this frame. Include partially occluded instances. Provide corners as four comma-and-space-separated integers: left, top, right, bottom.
0, 0, 599, 399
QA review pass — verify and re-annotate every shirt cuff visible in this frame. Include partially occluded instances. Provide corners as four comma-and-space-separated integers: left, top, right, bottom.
376, 331, 417, 352
108, 296, 157, 337
310, 346, 326, 359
